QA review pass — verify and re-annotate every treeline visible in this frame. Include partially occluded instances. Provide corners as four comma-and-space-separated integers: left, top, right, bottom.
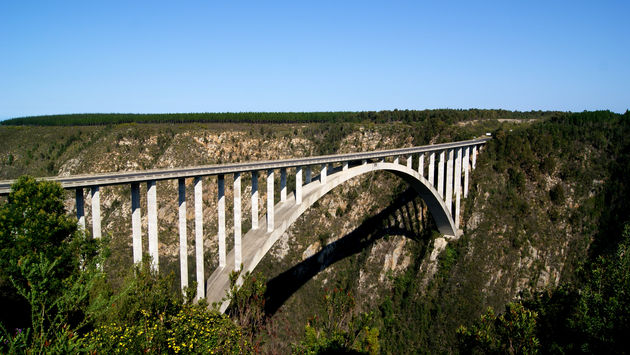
2, 109, 560, 126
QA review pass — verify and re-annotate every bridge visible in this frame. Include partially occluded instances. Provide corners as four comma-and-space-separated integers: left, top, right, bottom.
0, 137, 489, 312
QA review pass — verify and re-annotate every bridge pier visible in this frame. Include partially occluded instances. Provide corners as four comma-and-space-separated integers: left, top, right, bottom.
472, 146, 477, 169
454, 148, 462, 228
251, 171, 258, 230
131, 182, 142, 264
446, 150, 454, 212
320, 164, 327, 184
305, 166, 312, 183
194, 177, 204, 299
178, 179, 188, 290
438, 151, 445, 197
464, 147, 470, 197
429, 152, 435, 185
76, 188, 85, 230
407, 155, 412, 169
419, 153, 424, 177
218, 175, 226, 268
280, 168, 287, 202
90, 186, 101, 239
296, 167, 303, 204
234, 173, 242, 270
147, 180, 159, 271
394, 156, 399, 165
267, 169, 274, 232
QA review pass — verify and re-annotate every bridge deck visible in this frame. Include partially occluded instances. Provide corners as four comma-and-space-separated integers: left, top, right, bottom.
0, 138, 490, 194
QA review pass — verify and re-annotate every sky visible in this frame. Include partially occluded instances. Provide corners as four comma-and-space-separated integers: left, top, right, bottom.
1, 0, 629, 119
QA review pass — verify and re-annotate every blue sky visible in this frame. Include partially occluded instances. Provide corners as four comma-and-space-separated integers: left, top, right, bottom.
1, 0, 628, 119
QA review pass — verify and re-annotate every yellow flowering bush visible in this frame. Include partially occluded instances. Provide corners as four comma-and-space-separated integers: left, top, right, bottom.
85, 305, 250, 354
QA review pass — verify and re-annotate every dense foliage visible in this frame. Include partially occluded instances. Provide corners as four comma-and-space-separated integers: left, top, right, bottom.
0, 177, 251, 354
2, 109, 558, 126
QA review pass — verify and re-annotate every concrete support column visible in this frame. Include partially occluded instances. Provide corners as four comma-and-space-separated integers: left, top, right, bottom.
429, 152, 435, 185
76, 188, 85, 230
90, 187, 101, 238
251, 171, 258, 230
464, 147, 470, 198
407, 155, 413, 169
472, 146, 477, 169
343, 162, 348, 171
445, 150, 454, 212
437, 151, 445, 197
194, 177, 204, 299
233, 173, 241, 270
178, 179, 188, 291
217, 175, 226, 268
362, 159, 367, 165
419, 153, 424, 177
296, 166, 303, 204
147, 180, 159, 271
280, 168, 287, 202
394, 156, 399, 165
454, 148, 462, 228
267, 169, 274, 232
131, 183, 142, 264
320, 164, 327, 184
305, 166, 312, 184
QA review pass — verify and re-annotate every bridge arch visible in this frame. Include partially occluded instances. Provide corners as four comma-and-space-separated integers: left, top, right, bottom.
207, 161, 458, 312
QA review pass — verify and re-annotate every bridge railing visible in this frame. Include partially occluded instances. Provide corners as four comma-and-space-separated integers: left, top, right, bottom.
0, 138, 489, 300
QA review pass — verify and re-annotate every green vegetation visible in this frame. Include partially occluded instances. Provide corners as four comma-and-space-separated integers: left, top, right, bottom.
0, 177, 251, 354
293, 288, 380, 355
2, 109, 557, 126
459, 223, 630, 354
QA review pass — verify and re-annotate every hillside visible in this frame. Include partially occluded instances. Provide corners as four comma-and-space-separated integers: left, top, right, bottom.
1, 110, 628, 353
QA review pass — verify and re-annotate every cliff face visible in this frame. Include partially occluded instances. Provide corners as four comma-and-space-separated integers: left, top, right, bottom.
1, 115, 616, 352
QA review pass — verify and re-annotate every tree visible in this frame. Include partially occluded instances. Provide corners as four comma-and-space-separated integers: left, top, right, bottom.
0, 176, 102, 352
457, 302, 539, 355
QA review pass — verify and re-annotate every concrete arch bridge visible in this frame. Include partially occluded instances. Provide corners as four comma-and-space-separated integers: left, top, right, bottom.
0, 138, 489, 312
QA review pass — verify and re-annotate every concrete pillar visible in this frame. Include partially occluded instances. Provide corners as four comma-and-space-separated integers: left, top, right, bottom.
429, 152, 435, 185
267, 169, 274, 232
446, 150, 454, 212
131, 183, 142, 264
419, 153, 424, 177
280, 168, 287, 202
320, 164, 327, 184
90, 186, 101, 238
407, 155, 413, 169
464, 147, 470, 198
394, 156, 399, 165
76, 188, 85, 230
472, 146, 477, 169
362, 159, 367, 165
296, 166, 303, 204
437, 151, 445, 197
234, 173, 241, 271
454, 148, 462, 228
251, 171, 258, 230
178, 179, 188, 291
147, 180, 158, 271
343, 162, 349, 171
306, 166, 312, 184
194, 177, 204, 299
217, 175, 226, 268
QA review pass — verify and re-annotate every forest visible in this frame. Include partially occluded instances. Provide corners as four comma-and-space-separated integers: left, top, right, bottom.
2, 109, 558, 126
